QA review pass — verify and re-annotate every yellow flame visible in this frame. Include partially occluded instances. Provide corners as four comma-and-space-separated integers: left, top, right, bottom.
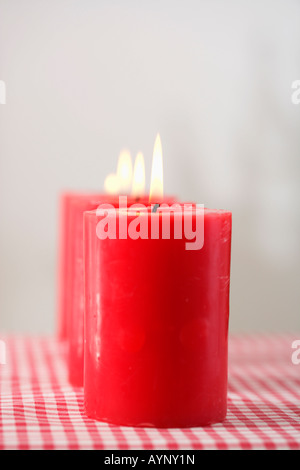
103, 172, 121, 195
132, 152, 146, 197
117, 149, 133, 194
149, 134, 164, 202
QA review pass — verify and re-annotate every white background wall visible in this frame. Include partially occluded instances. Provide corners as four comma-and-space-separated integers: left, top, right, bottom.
0, 0, 299, 333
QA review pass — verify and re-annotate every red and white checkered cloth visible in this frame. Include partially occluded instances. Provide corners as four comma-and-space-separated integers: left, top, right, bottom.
0, 334, 299, 450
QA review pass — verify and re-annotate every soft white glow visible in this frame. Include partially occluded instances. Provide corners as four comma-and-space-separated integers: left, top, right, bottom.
104, 172, 120, 195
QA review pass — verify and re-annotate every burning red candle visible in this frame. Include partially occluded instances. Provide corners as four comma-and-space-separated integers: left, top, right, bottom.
83, 204, 232, 427
82, 137, 232, 427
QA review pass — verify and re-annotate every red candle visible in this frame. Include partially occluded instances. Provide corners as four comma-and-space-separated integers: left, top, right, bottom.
64, 193, 176, 386
83, 204, 232, 427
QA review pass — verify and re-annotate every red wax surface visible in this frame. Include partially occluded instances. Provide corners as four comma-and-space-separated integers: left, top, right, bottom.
84, 206, 232, 427
57, 192, 177, 386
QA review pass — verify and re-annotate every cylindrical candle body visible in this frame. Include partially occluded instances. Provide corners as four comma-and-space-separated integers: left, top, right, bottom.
84, 206, 232, 427
65, 194, 176, 386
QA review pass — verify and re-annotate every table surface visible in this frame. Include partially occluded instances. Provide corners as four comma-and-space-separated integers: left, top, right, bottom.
0, 334, 299, 450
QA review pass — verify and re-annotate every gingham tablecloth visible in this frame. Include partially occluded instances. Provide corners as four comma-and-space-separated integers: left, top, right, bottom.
0, 334, 299, 450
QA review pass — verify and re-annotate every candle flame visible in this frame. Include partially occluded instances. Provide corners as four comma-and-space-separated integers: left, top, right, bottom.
103, 172, 120, 195
149, 134, 164, 202
132, 152, 146, 197
117, 149, 133, 194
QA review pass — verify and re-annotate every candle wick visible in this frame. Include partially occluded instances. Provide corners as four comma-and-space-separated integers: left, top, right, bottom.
152, 203, 160, 213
